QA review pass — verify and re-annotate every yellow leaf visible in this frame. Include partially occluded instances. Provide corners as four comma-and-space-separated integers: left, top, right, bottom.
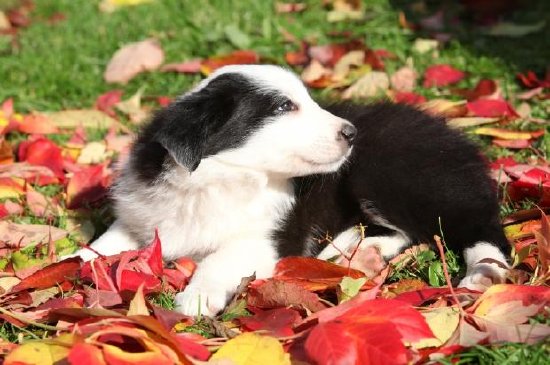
211, 332, 290, 365
128, 283, 149, 316
44, 110, 117, 129
99, 0, 154, 13
76, 142, 110, 164
474, 127, 532, 140
4, 341, 69, 365
447, 117, 499, 129
413, 307, 460, 349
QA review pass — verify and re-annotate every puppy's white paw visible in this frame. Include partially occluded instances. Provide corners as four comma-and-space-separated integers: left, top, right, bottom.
174, 283, 228, 317
458, 262, 508, 292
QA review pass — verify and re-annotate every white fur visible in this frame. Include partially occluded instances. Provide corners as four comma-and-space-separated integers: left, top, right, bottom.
459, 242, 510, 291
75, 65, 353, 316
317, 226, 410, 260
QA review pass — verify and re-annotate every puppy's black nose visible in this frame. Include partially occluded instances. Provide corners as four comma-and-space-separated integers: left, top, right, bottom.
340, 124, 357, 144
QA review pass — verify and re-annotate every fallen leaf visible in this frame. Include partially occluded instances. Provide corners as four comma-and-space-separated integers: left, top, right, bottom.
18, 137, 64, 179
447, 117, 499, 129
66, 164, 111, 209
415, 307, 460, 348
467, 99, 519, 118
68, 343, 107, 365
18, 114, 59, 134
392, 91, 427, 105
160, 59, 202, 73
470, 284, 550, 317
200, 50, 259, 75
115, 88, 149, 124
77, 142, 109, 164
211, 332, 290, 365
275, 2, 306, 13
420, 99, 467, 118
301, 59, 333, 88
247, 279, 327, 312
390, 66, 418, 92
12, 258, 80, 292
99, 0, 154, 13
0, 221, 68, 246
342, 71, 389, 99
104, 39, 164, 84
274, 256, 369, 291
95, 90, 123, 118
128, 284, 149, 316
239, 307, 301, 337
492, 139, 531, 149
412, 38, 439, 54
4, 341, 70, 365
474, 127, 534, 140
44, 110, 117, 129
0, 177, 25, 199
452, 79, 499, 101
423, 64, 465, 88
338, 276, 368, 303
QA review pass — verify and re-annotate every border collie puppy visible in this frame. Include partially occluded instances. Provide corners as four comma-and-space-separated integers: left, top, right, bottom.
76, 65, 510, 316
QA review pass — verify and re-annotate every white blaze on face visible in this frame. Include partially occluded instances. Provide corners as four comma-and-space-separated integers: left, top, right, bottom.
198, 65, 355, 176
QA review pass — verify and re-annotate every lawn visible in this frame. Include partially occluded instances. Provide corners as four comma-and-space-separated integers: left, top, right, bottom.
0, 0, 548, 364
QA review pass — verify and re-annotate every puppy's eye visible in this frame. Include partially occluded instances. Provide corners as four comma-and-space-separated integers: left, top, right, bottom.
276, 100, 297, 113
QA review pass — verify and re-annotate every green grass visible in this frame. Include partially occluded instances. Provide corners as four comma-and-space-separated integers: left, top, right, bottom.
441, 342, 550, 365
2, 0, 547, 112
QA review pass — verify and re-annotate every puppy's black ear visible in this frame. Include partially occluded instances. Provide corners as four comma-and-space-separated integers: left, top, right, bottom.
153, 76, 239, 171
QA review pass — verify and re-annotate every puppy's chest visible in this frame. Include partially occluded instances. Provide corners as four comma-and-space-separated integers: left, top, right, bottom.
160, 175, 294, 257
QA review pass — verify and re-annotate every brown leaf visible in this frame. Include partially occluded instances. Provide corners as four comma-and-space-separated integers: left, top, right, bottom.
342, 71, 389, 99
0, 221, 68, 247
104, 39, 164, 84
247, 279, 327, 312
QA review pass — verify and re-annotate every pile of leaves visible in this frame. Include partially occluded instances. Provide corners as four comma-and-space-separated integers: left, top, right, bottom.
0, 0, 549, 364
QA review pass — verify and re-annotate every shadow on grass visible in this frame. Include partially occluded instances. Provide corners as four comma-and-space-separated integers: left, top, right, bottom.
390, 0, 549, 73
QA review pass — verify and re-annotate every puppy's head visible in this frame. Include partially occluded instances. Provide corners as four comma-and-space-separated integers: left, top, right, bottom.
134, 65, 355, 180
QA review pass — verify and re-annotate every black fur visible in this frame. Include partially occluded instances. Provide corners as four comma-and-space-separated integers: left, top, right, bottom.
132, 73, 291, 183
274, 102, 510, 261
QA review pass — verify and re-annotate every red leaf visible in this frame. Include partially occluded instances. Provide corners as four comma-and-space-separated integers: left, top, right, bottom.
157, 96, 172, 107
11, 258, 80, 292
517, 70, 550, 89
337, 299, 434, 343
274, 257, 369, 291
201, 50, 259, 75
423, 64, 465, 88
95, 90, 123, 118
394, 287, 479, 307
239, 307, 301, 337
66, 164, 111, 209
18, 137, 65, 179
118, 270, 161, 293
139, 230, 163, 277
160, 59, 203, 73
306, 321, 408, 365
285, 42, 309, 66
247, 279, 327, 312
469, 284, 550, 316
308, 40, 365, 67
466, 99, 519, 118
393, 91, 427, 105
453, 79, 498, 101
364, 49, 385, 70
492, 139, 531, 149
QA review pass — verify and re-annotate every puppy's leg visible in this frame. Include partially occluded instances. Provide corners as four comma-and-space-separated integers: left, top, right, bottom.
317, 226, 410, 261
175, 239, 278, 317
458, 242, 510, 291
67, 220, 140, 261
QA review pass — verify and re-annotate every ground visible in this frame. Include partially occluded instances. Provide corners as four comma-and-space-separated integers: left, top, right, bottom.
0, 0, 548, 364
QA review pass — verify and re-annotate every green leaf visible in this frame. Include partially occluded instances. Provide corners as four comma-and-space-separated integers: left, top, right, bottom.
428, 261, 442, 287
338, 276, 368, 303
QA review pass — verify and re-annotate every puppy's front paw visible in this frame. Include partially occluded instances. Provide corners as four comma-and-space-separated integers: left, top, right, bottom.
458, 262, 508, 292
174, 283, 228, 317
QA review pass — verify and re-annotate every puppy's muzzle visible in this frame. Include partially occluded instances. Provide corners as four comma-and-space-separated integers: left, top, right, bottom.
338, 123, 357, 146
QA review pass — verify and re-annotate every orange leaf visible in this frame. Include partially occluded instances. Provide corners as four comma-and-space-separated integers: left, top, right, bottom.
18, 114, 59, 134
68, 343, 107, 365
12, 258, 80, 292
200, 50, 259, 75
274, 257, 370, 291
